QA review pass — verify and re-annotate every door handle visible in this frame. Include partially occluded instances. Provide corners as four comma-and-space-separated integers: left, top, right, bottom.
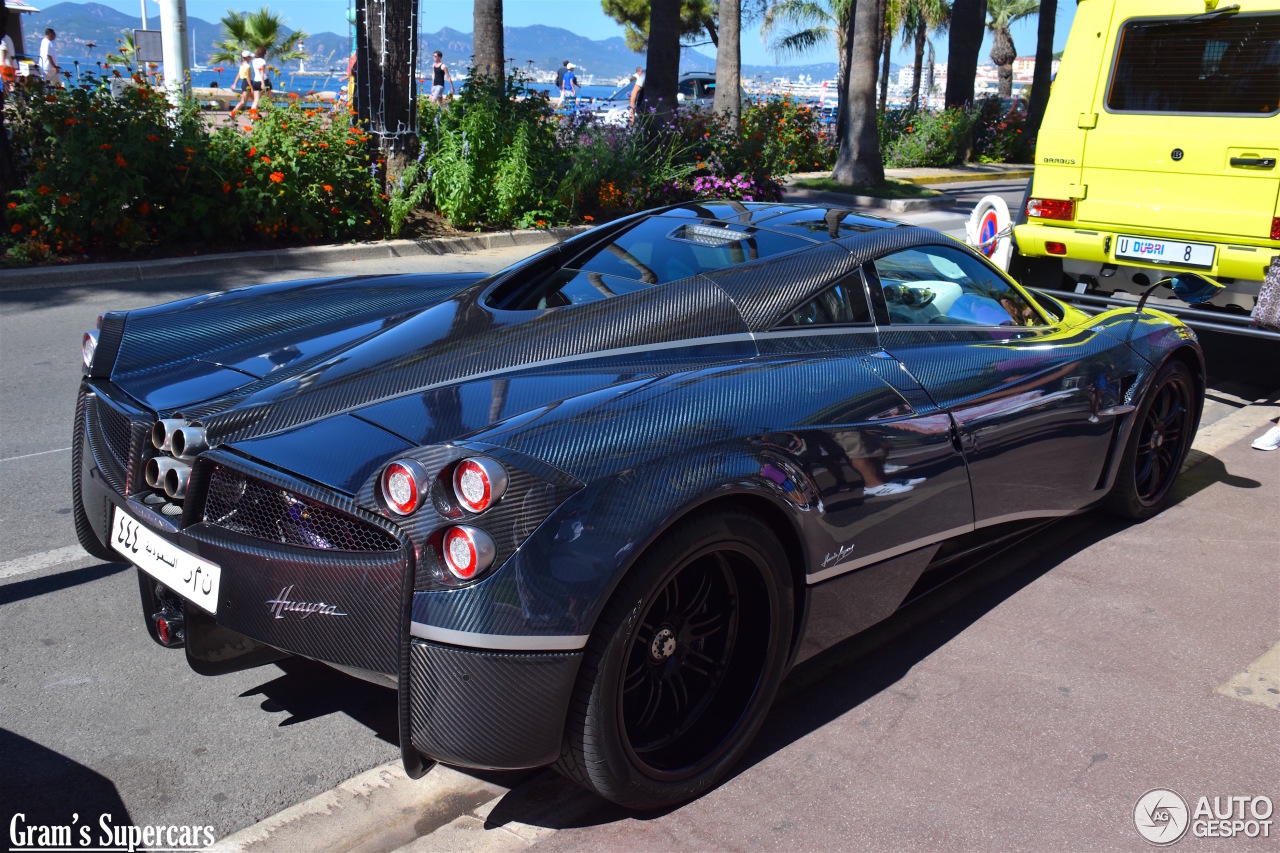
1229, 157, 1276, 168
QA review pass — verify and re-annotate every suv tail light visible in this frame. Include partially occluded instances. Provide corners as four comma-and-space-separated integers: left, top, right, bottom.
1271, 217, 1279, 240
1026, 198, 1076, 221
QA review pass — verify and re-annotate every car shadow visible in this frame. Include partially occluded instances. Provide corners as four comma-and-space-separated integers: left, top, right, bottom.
0, 728, 133, 829
0, 561, 129, 607
478, 450, 1257, 831
239, 657, 400, 745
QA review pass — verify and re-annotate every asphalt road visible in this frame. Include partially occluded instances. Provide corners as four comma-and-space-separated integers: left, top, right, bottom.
2, 184, 1274, 847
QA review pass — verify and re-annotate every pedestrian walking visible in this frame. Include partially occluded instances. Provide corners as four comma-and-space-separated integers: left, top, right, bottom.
561, 62, 579, 111
0, 32, 16, 89
430, 51, 453, 104
228, 51, 252, 117
629, 65, 645, 123
553, 60, 569, 103
38, 28, 60, 83
250, 46, 271, 110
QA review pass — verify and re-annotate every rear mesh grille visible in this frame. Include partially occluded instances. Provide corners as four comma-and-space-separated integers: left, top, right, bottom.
203, 464, 400, 552
93, 396, 132, 471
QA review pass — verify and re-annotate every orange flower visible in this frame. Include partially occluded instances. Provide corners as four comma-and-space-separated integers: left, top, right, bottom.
269, 171, 284, 183
37, 186, 51, 196
287, 92, 299, 99
185, 147, 196, 154
345, 139, 358, 146
318, 142, 329, 148
536, 219, 546, 227
5, 202, 15, 209
330, 206, 340, 213
583, 215, 594, 222
64, 118, 78, 125
223, 182, 232, 193
146, 134, 159, 141
261, 156, 271, 163
10, 223, 23, 233
100, 143, 112, 151
242, 125, 253, 132
322, 184, 333, 192
139, 201, 150, 214
58, 194, 72, 205
248, 146, 256, 157
116, 153, 128, 168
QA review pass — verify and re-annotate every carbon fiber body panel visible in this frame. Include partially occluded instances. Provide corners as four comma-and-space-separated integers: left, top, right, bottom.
74, 202, 1206, 775
408, 639, 581, 769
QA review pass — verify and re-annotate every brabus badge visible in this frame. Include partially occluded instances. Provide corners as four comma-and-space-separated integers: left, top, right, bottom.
266, 585, 348, 620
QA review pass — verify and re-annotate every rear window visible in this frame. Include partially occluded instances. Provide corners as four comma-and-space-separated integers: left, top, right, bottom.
488, 215, 809, 310
1107, 13, 1280, 115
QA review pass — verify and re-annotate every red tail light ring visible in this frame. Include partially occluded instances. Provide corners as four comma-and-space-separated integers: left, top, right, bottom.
381, 459, 428, 516
1026, 197, 1076, 221
453, 457, 509, 513
442, 525, 496, 580
1271, 217, 1279, 241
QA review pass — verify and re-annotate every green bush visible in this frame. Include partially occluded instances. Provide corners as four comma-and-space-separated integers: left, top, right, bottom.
417, 75, 561, 229
878, 106, 975, 168
970, 96, 1032, 164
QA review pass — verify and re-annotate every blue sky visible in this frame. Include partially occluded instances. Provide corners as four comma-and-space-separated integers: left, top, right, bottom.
86, 0, 1076, 68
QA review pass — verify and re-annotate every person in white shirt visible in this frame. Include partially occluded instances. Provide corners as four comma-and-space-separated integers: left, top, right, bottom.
38, 28, 60, 83
250, 46, 270, 108
0, 33, 16, 89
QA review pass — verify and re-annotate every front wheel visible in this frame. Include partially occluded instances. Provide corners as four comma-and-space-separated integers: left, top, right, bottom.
1105, 360, 1197, 520
557, 509, 793, 810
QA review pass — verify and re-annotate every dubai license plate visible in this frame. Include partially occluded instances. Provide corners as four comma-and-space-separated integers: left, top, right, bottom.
111, 506, 221, 614
1115, 234, 1215, 269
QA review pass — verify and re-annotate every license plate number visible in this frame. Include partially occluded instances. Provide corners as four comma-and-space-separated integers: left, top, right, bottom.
1115, 235, 1215, 269
111, 506, 220, 614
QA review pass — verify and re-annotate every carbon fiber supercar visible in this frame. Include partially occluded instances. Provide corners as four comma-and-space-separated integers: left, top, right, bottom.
74, 202, 1210, 809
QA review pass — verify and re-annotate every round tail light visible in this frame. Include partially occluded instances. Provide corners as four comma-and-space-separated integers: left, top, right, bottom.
453, 457, 509, 513
381, 459, 427, 516
441, 525, 496, 581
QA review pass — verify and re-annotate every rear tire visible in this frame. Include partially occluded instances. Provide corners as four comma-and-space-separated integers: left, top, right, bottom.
1105, 360, 1196, 520
557, 509, 793, 810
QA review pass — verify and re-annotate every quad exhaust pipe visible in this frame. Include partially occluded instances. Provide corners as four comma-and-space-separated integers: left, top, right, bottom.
170, 426, 207, 460
151, 418, 184, 452
144, 457, 192, 499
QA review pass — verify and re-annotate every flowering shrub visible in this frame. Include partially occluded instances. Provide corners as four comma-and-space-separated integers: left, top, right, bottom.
878, 107, 975, 168
5, 74, 237, 258
970, 97, 1032, 164
226, 98, 384, 241
689, 173, 782, 202
735, 96, 836, 176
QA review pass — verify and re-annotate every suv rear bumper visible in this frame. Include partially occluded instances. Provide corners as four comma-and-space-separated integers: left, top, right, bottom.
1014, 222, 1277, 290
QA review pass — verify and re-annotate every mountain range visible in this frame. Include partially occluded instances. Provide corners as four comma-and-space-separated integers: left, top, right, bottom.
24, 2, 844, 82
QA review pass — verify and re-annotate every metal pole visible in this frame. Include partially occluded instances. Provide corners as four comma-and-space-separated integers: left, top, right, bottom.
140, 0, 147, 30
156, 0, 189, 100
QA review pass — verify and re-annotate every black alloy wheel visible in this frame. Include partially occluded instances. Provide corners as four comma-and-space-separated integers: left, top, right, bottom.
558, 509, 793, 810
1106, 360, 1197, 520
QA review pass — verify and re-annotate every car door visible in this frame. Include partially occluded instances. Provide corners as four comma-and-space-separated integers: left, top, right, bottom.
867, 242, 1135, 526
762, 269, 975, 582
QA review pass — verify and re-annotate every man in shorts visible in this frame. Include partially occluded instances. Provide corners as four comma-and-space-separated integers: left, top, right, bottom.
430, 51, 453, 104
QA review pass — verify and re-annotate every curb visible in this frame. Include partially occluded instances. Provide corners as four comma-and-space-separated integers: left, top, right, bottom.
782, 187, 956, 213
0, 226, 591, 293
892, 169, 1034, 186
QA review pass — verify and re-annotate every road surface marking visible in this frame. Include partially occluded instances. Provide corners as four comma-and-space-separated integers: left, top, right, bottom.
0, 545, 95, 581
1217, 641, 1280, 712
0, 446, 71, 463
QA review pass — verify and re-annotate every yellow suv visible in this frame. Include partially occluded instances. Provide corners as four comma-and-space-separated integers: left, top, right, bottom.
1014, 0, 1280, 311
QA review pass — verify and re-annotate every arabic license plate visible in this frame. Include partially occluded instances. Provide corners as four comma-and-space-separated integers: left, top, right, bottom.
1115, 235, 1215, 269
111, 506, 220, 614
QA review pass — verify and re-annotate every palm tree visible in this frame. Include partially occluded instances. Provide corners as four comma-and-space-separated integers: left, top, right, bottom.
1025, 0, 1056, 138
713, 0, 742, 131
760, 0, 852, 135
642, 0, 682, 125
987, 0, 1038, 99
210, 7, 307, 65
944, 0, 985, 107
879, 0, 902, 112
900, 0, 950, 111
106, 31, 137, 70
831, 0, 884, 186
472, 0, 504, 81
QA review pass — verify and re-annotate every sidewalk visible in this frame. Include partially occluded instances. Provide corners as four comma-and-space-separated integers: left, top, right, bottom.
782, 162, 1032, 212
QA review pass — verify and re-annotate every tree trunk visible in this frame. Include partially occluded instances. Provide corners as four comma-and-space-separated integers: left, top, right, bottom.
831, 0, 884, 186
472, 0, 505, 82
355, 0, 420, 176
878, 6, 890, 113
837, 27, 850, 143
945, 0, 986, 108
990, 26, 1015, 99
0, 3, 17, 206
713, 0, 740, 131
641, 0, 681, 126
910, 16, 925, 112
1026, 0, 1056, 142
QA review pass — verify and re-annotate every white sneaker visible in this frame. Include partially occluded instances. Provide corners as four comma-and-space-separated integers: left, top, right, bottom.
864, 478, 925, 498
1252, 425, 1280, 451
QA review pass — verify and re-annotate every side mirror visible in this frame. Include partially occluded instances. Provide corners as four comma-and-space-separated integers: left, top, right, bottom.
1162, 273, 1224, 305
